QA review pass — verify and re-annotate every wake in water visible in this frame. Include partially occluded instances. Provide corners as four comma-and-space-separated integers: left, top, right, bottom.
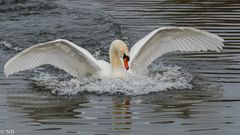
0, 40, 23, 51
30, 63, 194, 96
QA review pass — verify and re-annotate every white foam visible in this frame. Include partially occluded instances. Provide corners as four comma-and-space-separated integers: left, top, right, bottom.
0, 40, 23, 51
31, 64, 193, 96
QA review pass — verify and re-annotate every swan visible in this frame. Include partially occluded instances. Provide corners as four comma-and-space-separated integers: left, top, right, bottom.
4, 27, 224, 79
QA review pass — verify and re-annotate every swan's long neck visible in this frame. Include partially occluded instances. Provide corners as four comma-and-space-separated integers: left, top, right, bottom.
109, 43, 126, 78
109, 44, 122, 69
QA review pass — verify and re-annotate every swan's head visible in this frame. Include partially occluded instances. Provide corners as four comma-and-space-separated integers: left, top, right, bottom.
111, 40, 130, 70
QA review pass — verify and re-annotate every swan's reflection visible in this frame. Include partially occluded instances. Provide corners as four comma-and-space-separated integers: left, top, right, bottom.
112, 95, 132, 132
6, 89, 89, 122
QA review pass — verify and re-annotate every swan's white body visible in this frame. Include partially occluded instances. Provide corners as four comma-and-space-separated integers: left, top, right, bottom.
4, 27, 224, 78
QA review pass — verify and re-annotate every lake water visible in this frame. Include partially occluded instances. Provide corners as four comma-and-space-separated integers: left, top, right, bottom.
0, 0, 240, 135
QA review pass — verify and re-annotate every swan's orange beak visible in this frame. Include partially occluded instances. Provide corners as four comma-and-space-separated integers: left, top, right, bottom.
123, 58, 129, 70
123, 54, 129, 70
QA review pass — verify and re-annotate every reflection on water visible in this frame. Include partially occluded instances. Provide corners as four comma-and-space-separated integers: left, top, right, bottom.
7, 91, 88, 121
2, 83, 238, 134
112, 96, 132, 132
1, 0, 240, 135
5, 80, 225, 134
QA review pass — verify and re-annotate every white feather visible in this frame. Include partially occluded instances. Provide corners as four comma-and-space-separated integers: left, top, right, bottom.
4, 39, 101, 78
129, 27, 224, 72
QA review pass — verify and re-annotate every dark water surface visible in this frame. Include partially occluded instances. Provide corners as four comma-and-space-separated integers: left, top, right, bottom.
1, 0, 240, 135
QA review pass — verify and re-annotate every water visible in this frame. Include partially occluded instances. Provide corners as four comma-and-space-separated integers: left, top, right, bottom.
1, 0, 240, 134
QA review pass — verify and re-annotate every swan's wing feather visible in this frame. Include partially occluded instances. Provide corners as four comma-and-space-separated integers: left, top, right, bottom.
129, 27, 224, 72
4, 39, 101, 77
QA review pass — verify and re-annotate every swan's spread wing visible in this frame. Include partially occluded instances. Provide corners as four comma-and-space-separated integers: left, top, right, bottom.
4, 39, 101, 77
129, 27, 224, 72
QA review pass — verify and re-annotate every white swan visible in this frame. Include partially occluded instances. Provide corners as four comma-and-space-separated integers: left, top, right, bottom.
4, 27, 224, 79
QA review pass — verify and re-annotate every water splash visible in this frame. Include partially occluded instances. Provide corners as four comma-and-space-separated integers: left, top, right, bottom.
0, 40, 23, 51
30, 63, 194, 96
